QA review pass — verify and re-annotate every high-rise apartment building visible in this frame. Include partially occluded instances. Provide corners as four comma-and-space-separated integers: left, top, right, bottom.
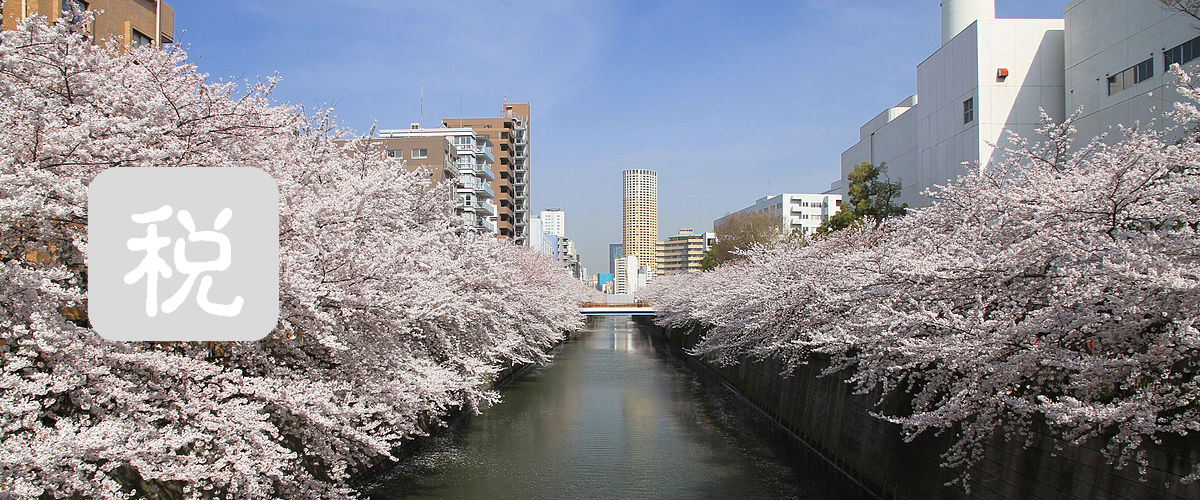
622, 169, 658, 274
374, 125, 499, 235
656, 229, 716, 275
444, 103, 530, 244
540, 208, 565, 237
3, 0, 174, 48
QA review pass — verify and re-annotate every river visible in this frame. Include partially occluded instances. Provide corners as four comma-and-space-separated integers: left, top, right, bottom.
367, 315, 873, 500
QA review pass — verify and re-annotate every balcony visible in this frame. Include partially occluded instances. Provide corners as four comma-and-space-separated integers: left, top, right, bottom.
473, 164, 495, 180
458, 179, 494, 198
482, 218, 497, 233
481, 199, 497, 216
453, 143, 493, 161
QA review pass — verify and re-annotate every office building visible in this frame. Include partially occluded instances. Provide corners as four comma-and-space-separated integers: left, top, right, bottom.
613, 254, 653, 296
614, 254, 636, 295
3, 0, 174, 48
596, 273, 614, 292
717, 194, 843, 236
656, 229, 716, 275
374, 125, 498, 234
830, 0, 1065, 208
622, 169, 658, 274
541, 208, 565, 237
608, 243, 623, 275
444, 103, 530, 243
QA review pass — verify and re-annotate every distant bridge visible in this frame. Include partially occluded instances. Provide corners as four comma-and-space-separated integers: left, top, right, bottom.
580, 302, 656, 316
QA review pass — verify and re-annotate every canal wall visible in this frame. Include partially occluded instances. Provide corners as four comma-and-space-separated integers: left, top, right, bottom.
636, 317, 1200, 500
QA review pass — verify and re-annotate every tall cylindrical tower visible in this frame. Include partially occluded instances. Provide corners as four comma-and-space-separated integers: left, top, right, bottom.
622, 169, 658, 274
941, 0, 995, 44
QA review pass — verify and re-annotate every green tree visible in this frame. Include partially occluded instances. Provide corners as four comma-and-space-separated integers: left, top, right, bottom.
817, 161, 908, 234
699, 211, 781, 270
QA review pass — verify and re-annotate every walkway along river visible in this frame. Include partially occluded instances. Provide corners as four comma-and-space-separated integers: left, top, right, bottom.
366, 315, 873, 500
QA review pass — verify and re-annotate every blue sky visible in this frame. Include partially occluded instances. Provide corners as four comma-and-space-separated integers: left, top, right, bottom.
173, 0, 1066, 274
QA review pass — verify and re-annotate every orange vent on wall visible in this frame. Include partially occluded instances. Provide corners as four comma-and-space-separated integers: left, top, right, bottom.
997, 68, 1010, 80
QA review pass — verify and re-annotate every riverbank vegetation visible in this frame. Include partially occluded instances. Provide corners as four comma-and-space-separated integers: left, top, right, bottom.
646, 67, 1200, 489
0, 15, 588, 498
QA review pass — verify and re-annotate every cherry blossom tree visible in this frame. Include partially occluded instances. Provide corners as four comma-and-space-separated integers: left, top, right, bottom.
646, 66, 1200, 489
0, 12, 587, 499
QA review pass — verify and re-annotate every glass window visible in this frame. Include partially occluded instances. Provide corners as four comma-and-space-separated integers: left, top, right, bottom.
1135, 58, 1154, 83
131, 28, 153, 47
412, 148, 428, 159
963, 97, 974, 124
61, 0, 88, 24
1107, 72, 1123, 96
1166, 35, 1200, 68
1108, 58, 1154, 95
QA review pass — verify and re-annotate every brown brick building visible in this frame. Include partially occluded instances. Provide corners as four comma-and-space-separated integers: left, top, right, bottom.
444, 103, 530, 243
3, 0, 174, 48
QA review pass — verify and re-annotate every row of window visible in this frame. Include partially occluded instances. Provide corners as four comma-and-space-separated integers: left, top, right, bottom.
1108, 58, 1154, 96
1106, 35, 1200, 97
1165, 34, 1200, 69
386, 148, 428, 159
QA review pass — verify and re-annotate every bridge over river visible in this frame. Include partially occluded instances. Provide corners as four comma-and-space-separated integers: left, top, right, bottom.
365, 315, 872, 500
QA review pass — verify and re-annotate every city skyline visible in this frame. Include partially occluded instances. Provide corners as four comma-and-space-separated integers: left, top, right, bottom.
173, 0, 1065, 273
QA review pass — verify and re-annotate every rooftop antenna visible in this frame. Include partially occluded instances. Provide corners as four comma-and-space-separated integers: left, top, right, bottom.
419, 78, 424, 128
459, 90, 463, 128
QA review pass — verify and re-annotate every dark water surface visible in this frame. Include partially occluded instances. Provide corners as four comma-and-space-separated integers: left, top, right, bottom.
368, 315, 873, 500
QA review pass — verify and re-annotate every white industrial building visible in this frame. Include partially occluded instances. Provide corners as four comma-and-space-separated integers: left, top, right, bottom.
1065, 0, 1200, 142
830, 0, 1198, 209
716, 193, 843, 236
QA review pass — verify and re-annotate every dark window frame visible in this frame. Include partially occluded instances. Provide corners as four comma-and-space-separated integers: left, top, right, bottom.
1107, 57, 1154, 96
963, 97, 974, 124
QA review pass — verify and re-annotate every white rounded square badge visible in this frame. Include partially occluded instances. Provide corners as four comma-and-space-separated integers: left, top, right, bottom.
88, 167, 279, 341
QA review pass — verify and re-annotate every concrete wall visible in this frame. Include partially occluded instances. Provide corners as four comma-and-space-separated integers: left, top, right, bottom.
1066, 0, 1200, 142
638, 318, 1200, 500
916, 19, 1065, 208
838, 97, 919, 203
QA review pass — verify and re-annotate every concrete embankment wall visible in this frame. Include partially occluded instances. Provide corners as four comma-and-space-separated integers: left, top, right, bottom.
636, 317, 1200, 500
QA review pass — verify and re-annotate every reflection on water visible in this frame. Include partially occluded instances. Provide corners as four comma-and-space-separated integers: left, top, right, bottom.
367, 316, 872, 500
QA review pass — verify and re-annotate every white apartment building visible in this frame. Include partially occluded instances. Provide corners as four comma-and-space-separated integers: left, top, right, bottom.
716, 193, 843, 236
379, 125, 499, 234
831, 0, 1199, 209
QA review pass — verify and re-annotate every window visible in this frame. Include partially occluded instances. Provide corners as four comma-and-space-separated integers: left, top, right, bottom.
1165, 35, 1200, 68
1107, 58, 1154, 95
411, 148, 428, 159
386, 149, 403, 158
963, 97, 974, 124
61, 0, 88, 24
131, 28, 153, 48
